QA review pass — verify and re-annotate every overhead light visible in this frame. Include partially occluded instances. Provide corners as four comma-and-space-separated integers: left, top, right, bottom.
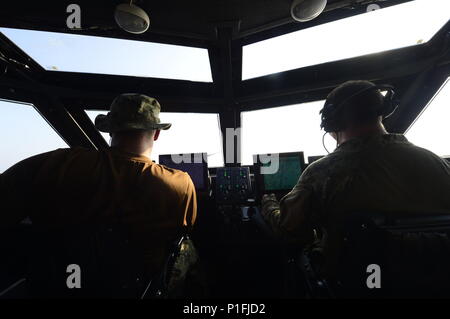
291, 0, 328, 22
115, 3, 150, 34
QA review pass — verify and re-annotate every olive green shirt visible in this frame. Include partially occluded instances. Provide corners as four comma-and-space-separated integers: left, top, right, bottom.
262, 134, 450, 247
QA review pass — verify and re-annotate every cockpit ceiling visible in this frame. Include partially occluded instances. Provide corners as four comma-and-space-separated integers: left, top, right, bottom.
1, 0, 446, 83
0, 0, 448, 141
0, 0, 416, 44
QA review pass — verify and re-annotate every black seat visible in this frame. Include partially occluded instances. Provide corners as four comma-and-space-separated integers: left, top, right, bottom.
301, 212, 450, 298
0, 223, 31, 299
1, 223, 187, 299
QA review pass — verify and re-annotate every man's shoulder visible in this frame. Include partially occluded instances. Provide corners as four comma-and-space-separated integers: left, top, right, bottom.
151, 164, 194, 192
8, 147, 75, 168
45, 146, 94, 158
39, 147, 105, 164
300, 149, 360, 187
298, 155, 336, 185
305, 153, 336, 174
154, 163, 189, 178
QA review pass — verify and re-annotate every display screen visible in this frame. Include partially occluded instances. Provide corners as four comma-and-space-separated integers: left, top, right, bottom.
159, 154, 207, 191
262, 156, 302, 191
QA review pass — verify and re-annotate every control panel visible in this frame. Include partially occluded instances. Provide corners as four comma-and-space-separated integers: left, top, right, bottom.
215, 167, 252, 204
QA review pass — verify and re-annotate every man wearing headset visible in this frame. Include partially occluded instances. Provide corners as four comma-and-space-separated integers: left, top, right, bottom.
261, 80, 450, 277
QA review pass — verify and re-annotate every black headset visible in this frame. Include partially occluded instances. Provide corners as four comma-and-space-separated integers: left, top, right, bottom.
319, 84, 399, 133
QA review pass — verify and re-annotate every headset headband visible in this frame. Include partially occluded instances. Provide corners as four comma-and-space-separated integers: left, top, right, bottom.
320, 84, 398, 132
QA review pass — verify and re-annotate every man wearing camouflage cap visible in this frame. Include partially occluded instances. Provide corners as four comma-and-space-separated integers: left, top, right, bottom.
95, 94, 172, 134
0, 93, 197, 297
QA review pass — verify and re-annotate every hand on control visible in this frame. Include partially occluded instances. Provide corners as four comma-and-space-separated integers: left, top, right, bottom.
261, 193, 278, 205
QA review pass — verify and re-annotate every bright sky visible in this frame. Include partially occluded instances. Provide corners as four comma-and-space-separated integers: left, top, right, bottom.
405, 77, 450, 157
86, 111, 224, 167
243, 0, 450, 79
0, 28, 212, 82
0, 0, 449, 172
0, 100, 68, 172
241, 101, 333, 165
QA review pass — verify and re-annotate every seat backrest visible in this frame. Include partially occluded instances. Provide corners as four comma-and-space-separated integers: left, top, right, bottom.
1, 222, 189, 299
25, 224, 152, 298
310, 212, 450, 298
0, 224, 32, 298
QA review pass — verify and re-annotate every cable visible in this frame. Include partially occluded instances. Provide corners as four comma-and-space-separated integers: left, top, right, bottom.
322, 132, 330, 154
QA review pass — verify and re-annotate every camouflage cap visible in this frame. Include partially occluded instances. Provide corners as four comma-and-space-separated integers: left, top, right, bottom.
95, 93, 171, 133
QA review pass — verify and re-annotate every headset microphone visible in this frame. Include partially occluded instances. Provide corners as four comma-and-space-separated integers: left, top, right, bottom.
322, 132, 330, 154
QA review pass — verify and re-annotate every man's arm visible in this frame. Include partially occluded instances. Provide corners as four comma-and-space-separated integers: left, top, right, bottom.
167, 175, 201, 297
0, 151, 54, 226
180, 175, 197, 230
261, 172, 317, 245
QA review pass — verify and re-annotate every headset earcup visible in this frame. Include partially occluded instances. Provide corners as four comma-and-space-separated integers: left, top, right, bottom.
321, 103, 342, 132
322, 84, 398, 131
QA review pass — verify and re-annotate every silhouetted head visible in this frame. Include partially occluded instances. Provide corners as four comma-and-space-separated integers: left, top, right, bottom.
320, 80, 392, 144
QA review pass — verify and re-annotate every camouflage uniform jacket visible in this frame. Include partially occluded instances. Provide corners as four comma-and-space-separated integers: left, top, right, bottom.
262, 134, 450, 273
